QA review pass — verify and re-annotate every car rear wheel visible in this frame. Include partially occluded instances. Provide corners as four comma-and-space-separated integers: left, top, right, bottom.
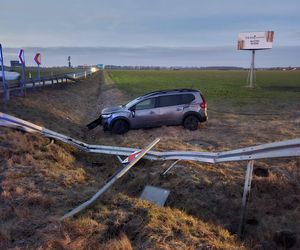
112, 120, 129, 134
183, 115, 199, 131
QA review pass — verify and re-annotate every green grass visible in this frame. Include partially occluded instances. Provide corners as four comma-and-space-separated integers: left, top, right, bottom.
108, 70, 300, 112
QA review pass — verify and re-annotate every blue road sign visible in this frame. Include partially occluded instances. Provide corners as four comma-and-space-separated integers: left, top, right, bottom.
97, 64, 104, 69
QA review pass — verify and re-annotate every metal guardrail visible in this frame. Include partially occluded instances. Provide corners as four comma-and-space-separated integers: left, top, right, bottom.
0, 69, 97, 98
1, 112, 299, 236
1, 113, 299, 163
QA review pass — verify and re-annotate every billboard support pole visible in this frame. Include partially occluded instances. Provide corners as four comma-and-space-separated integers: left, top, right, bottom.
247, 50, 256, 88
0, 44, 10, 102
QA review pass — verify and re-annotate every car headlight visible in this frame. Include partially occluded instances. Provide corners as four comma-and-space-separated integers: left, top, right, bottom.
102, 114, 112, 118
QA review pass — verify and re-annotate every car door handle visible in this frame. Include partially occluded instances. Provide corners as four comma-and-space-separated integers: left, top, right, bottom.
150, 111, 155, 114
176, 108, 183, 111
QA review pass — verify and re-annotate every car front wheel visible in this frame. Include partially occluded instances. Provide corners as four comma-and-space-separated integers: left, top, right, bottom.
183, 115, 199, 131
112, 120, 129, 134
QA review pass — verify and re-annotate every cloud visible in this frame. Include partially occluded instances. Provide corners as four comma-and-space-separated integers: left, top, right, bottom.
1, 0, 299, 48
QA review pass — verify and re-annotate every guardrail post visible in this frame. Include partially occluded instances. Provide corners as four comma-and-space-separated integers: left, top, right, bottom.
85, 71, 87, 78
238, 160, 254, 238
20, 78, 26, 96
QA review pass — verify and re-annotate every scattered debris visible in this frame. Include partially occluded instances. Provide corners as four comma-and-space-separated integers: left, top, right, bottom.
140, 185, 170, 207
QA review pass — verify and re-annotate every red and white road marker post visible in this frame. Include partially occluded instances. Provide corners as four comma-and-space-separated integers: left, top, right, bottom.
34, 53, 41, 87
18, 49, 26, 95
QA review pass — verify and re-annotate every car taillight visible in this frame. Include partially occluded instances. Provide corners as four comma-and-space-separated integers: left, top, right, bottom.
200, 94, 207, 109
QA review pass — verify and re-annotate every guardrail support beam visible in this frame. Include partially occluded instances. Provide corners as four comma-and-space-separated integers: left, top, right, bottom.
238, 160, 254, 238
162, 159, 180, 175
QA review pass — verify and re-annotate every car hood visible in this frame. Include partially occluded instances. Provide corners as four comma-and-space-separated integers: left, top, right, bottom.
101, 105, 126, 114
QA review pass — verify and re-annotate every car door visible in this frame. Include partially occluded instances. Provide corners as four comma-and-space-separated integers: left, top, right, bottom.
130, 97, 160, 128
157, 94, 184, 125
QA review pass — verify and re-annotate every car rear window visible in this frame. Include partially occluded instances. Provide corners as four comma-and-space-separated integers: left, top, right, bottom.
158, 94, 195, 107
181, 94, 195, 104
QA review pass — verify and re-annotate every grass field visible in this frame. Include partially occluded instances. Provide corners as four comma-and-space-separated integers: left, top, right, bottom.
107, 70, 300, 112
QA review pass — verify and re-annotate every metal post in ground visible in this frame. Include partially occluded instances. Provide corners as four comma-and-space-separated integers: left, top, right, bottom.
0, 44, 9, 101
18, 49, 27, 96
21, 63, 26, 95
37, 63, 40, 87
238, 160, 254, 237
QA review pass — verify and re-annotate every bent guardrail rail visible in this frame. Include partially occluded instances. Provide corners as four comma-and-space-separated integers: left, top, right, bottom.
61, 138, 160, 220
1, 113, 299, 163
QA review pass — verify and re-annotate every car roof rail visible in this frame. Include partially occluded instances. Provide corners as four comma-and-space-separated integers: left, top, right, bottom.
140, 88, 198, 98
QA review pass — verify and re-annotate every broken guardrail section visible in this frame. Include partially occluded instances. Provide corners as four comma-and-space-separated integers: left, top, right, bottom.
61, 138, 160, 220
1, 112, 299, 163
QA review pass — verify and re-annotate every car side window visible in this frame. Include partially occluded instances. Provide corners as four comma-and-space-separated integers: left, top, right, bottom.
158, 94, 182, 107
181, 94, 195, 104
134, 98, 156, 110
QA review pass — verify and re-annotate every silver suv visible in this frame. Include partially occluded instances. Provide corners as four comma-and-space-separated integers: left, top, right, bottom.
91, 89, 207, 134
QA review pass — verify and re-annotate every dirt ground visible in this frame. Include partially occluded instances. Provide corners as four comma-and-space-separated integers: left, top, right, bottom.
0, 71, 299, 249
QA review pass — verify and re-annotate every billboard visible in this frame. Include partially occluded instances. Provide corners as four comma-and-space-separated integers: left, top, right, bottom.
237, 31, 274, 50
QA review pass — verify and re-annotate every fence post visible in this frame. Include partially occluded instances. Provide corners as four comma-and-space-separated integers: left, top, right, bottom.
238, 160, 254, 237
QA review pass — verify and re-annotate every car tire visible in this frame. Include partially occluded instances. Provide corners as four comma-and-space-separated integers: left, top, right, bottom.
183, 115, 199, 131
112, 120, 129, 134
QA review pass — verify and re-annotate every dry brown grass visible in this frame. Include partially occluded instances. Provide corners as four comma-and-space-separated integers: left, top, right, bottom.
39, 194, 243, 250
0, 71, 299, 249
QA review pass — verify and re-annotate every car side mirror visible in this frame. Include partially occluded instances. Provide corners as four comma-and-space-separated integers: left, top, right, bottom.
131, 110, 135, 118
129, 106, 135, 113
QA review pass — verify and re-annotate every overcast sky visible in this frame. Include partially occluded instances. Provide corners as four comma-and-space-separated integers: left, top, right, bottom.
1, 0, 300, 66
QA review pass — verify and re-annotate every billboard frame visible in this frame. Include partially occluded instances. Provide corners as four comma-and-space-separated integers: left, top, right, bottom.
238, 31, 274, 88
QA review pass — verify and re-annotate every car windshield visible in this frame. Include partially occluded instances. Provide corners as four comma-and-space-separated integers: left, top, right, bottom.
125, 97, 142, 109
